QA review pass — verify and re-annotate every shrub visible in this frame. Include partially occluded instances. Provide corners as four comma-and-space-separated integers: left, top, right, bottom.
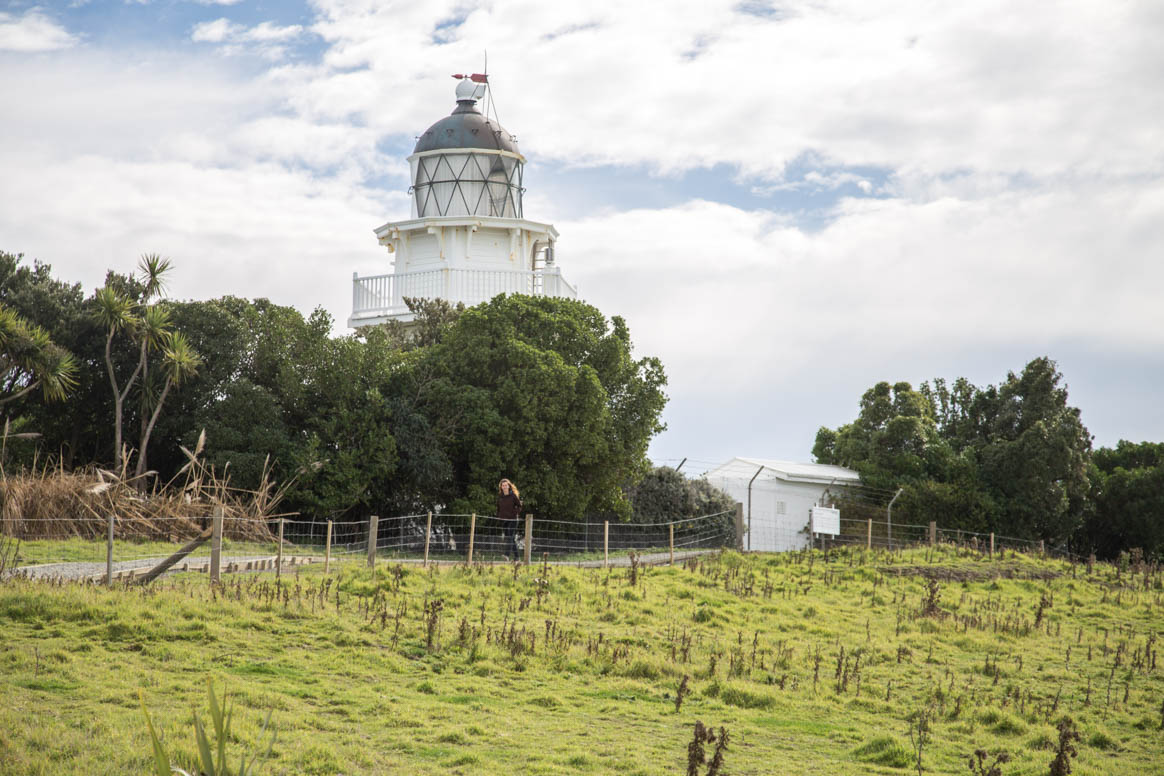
980, 709, 1025, 735
990, 713, 1026, 736
1087, 730, 1119, 751
625, 660, 660, 680
852, 736, 914, 768
717, 685, 774, 710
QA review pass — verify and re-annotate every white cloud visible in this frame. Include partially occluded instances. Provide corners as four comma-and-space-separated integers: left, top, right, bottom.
191, 17, 305, 59
190, 18, 238, 44
3, 0, 1163, 459
246, 21, 304, 42
303, 0, 1164, 184
560, 180, 1164, 459
0, 141, 399, 327
192, 0, 245, 6
0, 52, 269, 161
0, 8, 78, 52
565, 181, 1164, 384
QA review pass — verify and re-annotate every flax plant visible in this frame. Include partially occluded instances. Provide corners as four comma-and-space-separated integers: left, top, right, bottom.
140, 678, 275, 776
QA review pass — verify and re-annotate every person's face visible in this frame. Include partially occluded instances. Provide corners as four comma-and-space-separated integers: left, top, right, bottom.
501, 481, 511, 494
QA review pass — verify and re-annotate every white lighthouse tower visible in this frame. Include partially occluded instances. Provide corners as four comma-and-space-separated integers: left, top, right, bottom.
348, 75, 576, 327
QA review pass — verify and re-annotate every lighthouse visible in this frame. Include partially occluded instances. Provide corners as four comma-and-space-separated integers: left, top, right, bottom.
348, 75, 575, 327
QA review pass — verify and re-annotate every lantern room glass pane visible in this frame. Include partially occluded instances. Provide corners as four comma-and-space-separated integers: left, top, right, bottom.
412, 152, 523, 218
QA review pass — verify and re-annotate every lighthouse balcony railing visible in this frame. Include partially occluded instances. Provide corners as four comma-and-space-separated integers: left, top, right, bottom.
351, 266, 576, 320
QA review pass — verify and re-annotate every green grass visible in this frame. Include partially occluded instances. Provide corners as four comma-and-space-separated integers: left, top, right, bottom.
11, 537, 288, 565
1, 545, 1162, 775
10, 536, 672, 567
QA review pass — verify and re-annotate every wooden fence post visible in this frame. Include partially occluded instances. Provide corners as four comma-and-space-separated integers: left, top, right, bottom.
209, 505, 223, 584
367, 515, 378, 570
989, 532, 995, 559
325, 520, 333, 574
136, 526, 213, 586
1038, 539, 1045, 557
669, 523, 675, 565
524, 513, 532, 566
106, 513, 114, 587
276, 518, 285, 580
733, 502, 744, 551
866, 518, 872, 550
423, 511, 432, 568
604, 520, 609, 568
929, 521, 936, 547
467, 513, 476, 564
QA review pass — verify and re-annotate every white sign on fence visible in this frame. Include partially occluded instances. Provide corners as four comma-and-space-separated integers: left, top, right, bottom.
810, 506, 840, 536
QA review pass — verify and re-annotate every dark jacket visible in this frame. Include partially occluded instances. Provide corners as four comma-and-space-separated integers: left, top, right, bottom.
496, 492, 523, 521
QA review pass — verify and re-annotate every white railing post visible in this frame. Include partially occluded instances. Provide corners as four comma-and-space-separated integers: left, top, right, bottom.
354, 267, 578, 317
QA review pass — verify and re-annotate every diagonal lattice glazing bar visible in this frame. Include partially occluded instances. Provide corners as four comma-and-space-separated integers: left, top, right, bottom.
411, 151, 524, 218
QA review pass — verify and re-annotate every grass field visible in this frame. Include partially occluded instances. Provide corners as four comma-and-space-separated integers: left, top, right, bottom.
1, 545, 1161, 775
8, 536, 674, 568
11, 537, 286, 566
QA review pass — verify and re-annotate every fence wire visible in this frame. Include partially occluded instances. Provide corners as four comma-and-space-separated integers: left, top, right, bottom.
4, 504, 1092, 577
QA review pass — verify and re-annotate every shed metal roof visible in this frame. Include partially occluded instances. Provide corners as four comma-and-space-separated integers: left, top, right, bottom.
704, 457, 861, 485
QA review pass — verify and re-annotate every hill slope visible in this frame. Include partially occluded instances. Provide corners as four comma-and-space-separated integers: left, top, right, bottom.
1, 546, 1161, 775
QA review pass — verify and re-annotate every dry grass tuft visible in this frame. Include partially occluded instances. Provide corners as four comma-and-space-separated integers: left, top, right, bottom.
1, 442, 289, 543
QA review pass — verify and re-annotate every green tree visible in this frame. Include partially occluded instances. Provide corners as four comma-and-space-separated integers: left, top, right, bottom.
136, 330, 202, 478
165, 299, 400, 518
414, 294, 666, 520
1093, 440, 1164, 472
93, 284, 139, 469
0, 303, 77, 409
972, 358, 1091, 543
92, 255, 175, 472
0, 255, 668, 524
627, 466, 736, 542
146, 297, 262, 484
816, 358, 1091, 542
812, 381, 954, 491
1081, 441, 1164, 559
284, 326, 399, 518
0, 252, 110, 467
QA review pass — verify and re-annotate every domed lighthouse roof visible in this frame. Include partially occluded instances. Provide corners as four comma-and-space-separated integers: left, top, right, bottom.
413, 78, 521, 156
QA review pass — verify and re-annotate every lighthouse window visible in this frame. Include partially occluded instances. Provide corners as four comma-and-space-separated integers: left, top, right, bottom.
412, 151, 523, 219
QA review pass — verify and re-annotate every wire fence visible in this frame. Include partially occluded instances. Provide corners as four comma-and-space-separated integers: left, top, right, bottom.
276, 510, 737, 565
1, 509, 738, 580
3, 502, 1091, 583
822, 515, 1059, 559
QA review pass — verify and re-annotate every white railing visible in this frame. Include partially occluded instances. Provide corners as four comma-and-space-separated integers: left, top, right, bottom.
351, 267, 577, 320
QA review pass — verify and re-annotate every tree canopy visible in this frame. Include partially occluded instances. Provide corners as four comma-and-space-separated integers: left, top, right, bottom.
815, 358, 1092, 545
413, 295, 667, 520
1, 253, 668, 524
1081, 441, 1164, 559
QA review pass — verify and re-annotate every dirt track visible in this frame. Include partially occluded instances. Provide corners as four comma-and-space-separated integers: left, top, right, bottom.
7, 548, 719, 583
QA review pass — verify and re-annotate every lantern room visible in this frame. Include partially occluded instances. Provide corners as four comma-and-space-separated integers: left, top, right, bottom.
410, 78, 524, 219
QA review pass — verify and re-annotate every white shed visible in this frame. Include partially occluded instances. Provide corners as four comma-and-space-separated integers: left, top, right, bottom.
704, 458, 861, 552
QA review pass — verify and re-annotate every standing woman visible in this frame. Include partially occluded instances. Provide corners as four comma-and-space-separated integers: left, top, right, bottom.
496, 478, 523, 559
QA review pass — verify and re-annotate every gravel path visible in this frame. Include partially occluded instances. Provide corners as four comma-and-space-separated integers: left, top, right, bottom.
5, 555, 317, 583
6, 548, 717, 583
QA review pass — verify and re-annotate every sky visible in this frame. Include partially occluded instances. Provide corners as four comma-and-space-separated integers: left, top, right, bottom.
2, 0, 1162, 475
